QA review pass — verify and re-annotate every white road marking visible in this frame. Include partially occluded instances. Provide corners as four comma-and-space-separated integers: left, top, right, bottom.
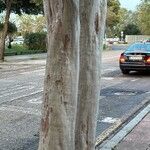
20, 69, 45, 75
102, 68, 118, 74
0, 84, 24, 92
114, 92, 136, 96
0, 79, 14, 83
102, 77, 114, 80
0, 90, 43, 103
104, 68, 118, 71
0, 85, 35, 97
28, 97, 42, 104
100, 117, 119, 124
103, 56, 118, 60
0, 105, 41, 116
131, 79, 139, 82
145, 91, 150, 94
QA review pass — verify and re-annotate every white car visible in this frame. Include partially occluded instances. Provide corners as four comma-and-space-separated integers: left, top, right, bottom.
11, 36, 24, 45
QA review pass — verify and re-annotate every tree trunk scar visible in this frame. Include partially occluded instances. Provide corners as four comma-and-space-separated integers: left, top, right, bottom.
63, 34, 70, 50
41, 109, 50, 138
95, 13, 99, 34
57, 19, 63, 33
55, 79, 63, 87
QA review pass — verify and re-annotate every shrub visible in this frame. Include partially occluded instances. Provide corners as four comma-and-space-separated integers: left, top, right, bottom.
24, 32, 47, 51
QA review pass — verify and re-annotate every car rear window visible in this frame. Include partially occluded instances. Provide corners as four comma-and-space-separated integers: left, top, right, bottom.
126, 43, 150, 52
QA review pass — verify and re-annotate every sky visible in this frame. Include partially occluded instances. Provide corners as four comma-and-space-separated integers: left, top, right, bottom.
119, 0, 141, 11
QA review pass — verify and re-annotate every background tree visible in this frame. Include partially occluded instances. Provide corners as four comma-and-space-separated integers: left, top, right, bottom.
123, 24, 141, 36
0, 0, 43, 62
0, 22, 3, 37
117, 8, 139, 34
0, 22, 17, 48
18, 14, 46, 36
7, 22, 17, 48
136, 1, 150, 35
106, 0, 120, 37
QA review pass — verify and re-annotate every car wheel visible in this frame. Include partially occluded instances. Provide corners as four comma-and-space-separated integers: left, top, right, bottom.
121, 69, 129, 74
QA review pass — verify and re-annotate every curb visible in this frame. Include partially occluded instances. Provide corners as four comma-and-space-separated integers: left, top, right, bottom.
95, 97, 150, 147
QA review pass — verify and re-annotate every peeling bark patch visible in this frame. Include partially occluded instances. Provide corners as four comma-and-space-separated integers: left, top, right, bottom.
41, 109, 50, 138
58, 19, 63, 33
95, 13, 99, 34
63, 34, 70, 50
55, 79, 63, 87
81, 124, 87, 133
47, 74, 51, 80
43, 93, 49, 109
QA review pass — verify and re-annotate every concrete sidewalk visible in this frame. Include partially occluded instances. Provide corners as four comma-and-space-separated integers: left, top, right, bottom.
115, 112, 150, 150
99, 104, 150, 150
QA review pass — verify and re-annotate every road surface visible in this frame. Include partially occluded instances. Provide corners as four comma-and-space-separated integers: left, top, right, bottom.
0, 50, 150, 149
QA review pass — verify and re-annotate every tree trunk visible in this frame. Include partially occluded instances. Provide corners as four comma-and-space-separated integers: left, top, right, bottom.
38, 0, 80, 150
0, 0, 12, 62
75, 0, 107, 150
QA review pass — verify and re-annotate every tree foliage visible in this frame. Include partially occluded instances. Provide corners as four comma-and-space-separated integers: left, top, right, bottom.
136, 1, 150, 35
24, 32, 47, 50
0, 21, 17, 34
0, 0, 43, 15
0, 22, 3, 31
123, 24, 141, 35
7, 22, 17, 34
18, 14, 46, 36
107, 0, 120, 28
0, 0, 43, 61
106, 0, 120, 37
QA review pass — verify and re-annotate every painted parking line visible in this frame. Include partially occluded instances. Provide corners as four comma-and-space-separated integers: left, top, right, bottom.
102, 77, 114, 80
100, 117, 119, 124
131, 79, 139, 82
102, 68, 118, 74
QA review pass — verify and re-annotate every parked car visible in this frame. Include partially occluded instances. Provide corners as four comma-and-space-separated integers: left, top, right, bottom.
119, 41, 150, 74
11, 36, 24, 45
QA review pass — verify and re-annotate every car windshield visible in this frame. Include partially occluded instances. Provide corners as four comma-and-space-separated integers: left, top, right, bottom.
126, 43, 150, 52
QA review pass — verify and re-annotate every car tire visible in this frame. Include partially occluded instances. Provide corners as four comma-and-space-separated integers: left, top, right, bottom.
121, 69, 129, 74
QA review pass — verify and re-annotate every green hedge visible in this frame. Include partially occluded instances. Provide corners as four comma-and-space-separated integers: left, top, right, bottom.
5, 44, 46, 56
24, 32, 47, 51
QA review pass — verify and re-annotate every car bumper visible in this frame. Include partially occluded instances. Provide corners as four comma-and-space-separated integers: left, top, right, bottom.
120, 63, 150, 71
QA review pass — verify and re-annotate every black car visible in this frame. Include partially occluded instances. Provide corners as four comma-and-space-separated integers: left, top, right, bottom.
119, 42, 150, 74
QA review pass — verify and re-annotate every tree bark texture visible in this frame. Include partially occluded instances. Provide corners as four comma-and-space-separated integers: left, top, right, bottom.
38, 0, 80, 150
0, 0, 12, 62
75, 0, 107, 150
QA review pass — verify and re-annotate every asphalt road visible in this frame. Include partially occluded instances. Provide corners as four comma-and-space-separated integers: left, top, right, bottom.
0, 50, 150, 150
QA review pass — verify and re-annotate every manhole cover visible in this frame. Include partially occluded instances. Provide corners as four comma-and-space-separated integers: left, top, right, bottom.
114, 91, 137, 96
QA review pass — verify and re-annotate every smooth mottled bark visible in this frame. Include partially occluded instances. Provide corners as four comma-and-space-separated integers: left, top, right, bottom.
38, 0, 80, 150
75, 0, 107, 150
0, 0, 12, 62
